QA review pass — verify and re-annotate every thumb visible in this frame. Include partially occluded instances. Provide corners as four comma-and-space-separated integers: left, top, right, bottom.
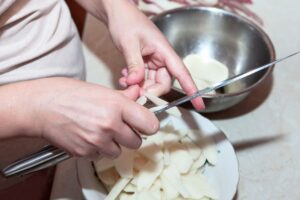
122, 40, 145, 85
119, 85, 140, 101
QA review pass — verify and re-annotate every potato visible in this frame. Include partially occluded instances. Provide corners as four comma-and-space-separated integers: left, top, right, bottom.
93, 96, 219, 200
173, 54, 229, 95
145, 92, 182, 118
183, 54, 229, 85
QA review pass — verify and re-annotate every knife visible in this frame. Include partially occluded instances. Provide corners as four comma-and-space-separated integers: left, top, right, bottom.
2, 51, 299, 177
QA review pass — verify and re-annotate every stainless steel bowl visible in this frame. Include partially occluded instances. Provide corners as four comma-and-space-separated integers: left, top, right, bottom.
152, 7, 275, 113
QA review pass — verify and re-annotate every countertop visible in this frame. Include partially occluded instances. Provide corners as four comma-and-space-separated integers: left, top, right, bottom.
50, 1, 300, 199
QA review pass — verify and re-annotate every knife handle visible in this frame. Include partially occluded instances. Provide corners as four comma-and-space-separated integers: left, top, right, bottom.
1, 145, 70, 177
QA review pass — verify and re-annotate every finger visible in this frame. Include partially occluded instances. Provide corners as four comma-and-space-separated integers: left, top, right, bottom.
148, 69, 156, 80
122, 39, 145, 85
119, 77, 128, 88
145, 68, 171, 96
98, 140, 121, 159
81, 129, 122, 159
113, 123, 142, 149
122, 101, 159, 135
85, 152, 103, 161
164, 50, 205, 110
121, 68, 128, 77
119, 85, 140, 100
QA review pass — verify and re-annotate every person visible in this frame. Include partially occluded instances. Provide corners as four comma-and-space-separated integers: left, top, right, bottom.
0, 0, 204, 197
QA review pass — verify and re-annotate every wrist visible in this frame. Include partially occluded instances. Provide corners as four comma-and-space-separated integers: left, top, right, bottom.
99, 0, 134, 25
0, 81, 42, 139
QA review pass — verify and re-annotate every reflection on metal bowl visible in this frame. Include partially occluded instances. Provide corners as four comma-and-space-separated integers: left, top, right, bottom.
152, 7, 275, 112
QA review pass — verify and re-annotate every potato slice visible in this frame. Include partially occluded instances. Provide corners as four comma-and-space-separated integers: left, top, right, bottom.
181, 136, 202, 161
163, 148, 170, 166
105, 178, 131, 200
114, 147, 134, 178
133, 160, 164, 191
97, 167, 120, 187
183, 54, 229, 85
136, 189, 159, 200
168, 143, 193, 174
146, 130, 164, 147
118, 192, 136, 200
139, 139, 163, 162
181, 173, 219, 199
203, 144, 218, 166
123, 183, 136, 193
160, 175, 179, 199
136, 96, 147, 105
173, 78, 216, 95
133, 153, 148, 171
191, 152, 207, 171
149, 179, 162, 200
160, 165, 190, 198
94, 157, 114, 172
144, 92, 182, 118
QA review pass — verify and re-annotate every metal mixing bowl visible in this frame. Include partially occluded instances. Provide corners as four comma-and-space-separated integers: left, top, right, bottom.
152, 7, 275, 113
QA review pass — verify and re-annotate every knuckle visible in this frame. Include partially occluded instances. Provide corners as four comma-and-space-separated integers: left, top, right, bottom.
100, 118, 115, 132
106, 148, 121, 159
73, 147, 91, 157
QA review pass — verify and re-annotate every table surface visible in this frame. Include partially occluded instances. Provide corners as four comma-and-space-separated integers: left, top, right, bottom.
50, 1, 300, 199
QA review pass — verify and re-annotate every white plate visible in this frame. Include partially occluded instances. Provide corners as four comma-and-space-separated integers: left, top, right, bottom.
77, 108, 239, 200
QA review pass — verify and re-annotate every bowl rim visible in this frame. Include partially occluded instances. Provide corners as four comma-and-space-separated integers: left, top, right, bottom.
151, 6, 276, 99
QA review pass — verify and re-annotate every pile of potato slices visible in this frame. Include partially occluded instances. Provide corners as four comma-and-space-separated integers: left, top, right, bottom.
93, 94, 219, 200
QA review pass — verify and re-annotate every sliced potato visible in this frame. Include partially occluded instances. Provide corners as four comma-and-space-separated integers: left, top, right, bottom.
203, 144, 218, 166
105, 178, 131, 200
182, 173, 219, 199
183, 54, 229, 85
135, 189, 159, 200
94, 157, 114, 172
160, 175, 179, 199
123, 183, 136, 193
136, 96, 147, 105
133, 160, 164, 191
160, 165, 190, 198
133, 153, 148, 171
144, 92, 182, 118
191, 152, 207, 171
139, 139, 163, 162
97, 167, 120, 187
168, 143, 193, 174
181, 136, 202, 161
114, 147, 134, 178
94, 108, 219, 200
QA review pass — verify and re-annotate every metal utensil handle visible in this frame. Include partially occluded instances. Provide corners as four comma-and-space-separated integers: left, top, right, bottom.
2, 51, 299, 177
2, 145, 70, 177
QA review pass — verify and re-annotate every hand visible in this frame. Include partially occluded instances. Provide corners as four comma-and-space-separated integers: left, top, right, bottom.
28, 78, 159, 158
104, 0, 205, 110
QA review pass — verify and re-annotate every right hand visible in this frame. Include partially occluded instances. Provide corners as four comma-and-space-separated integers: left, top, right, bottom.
28, 77, 159, 158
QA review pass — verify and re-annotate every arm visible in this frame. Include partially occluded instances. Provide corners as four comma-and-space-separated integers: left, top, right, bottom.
74, 0, 205, 110
0, 82, 38, 139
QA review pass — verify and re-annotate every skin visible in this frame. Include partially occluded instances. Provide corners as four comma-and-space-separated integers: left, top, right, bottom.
0, 0, 204, 159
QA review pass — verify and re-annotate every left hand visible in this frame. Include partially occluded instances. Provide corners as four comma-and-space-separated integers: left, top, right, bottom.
76, 0, 204, 110
109, 1, 204, 110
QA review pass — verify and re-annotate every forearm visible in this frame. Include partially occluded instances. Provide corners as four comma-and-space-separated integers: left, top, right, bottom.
0, 81, 39, 139
74, 0, 134, 25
